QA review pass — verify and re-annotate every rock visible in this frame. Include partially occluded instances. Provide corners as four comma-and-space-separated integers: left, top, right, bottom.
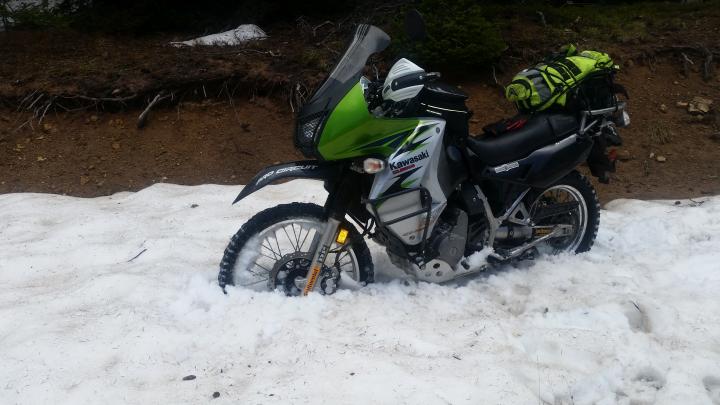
182, 375, 196, 381
80, 176, 90, 185
655, 155, 667, 163
676, 101, 688, 108
42, 123, 53, 133
212, 392, 220, 399
659, 104, 668, 113
673, 81, 679, 85
616, 149, 632, 161
190, 203, 199, 208
112, 142, 120, 150
688, 96, 713, 114
36, 156, 46, 162
649, 152, 655, 159
90, 115, 99, 122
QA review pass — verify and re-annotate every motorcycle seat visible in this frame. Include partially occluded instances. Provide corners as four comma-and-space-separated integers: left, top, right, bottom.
466, 114, 579, 166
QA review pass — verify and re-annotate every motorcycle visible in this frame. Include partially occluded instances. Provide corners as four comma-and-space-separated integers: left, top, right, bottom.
218, 11, 629, 295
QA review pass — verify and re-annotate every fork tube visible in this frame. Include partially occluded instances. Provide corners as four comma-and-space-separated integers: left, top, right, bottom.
302, 165, 354, 295
302, 218, 340, 295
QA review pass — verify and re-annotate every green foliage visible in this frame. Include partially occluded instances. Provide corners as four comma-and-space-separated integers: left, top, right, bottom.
487, 0, 720, 46
0, 1, 71, 30
0, 0, 354, 33
394, 0, 506, 70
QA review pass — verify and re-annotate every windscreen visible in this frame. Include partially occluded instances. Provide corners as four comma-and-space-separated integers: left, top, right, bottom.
307, 24, 390, 107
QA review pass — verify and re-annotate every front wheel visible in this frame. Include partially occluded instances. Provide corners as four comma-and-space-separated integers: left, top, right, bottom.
218, 203, 374, 295
525, 171, 600, 254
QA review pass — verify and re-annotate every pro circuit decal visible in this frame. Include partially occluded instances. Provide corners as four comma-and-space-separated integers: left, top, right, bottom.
390, 151, 429, 174
257, 165, 318, 184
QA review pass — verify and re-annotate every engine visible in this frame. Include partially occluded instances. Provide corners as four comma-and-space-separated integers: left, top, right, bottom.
387, 207, 469, 283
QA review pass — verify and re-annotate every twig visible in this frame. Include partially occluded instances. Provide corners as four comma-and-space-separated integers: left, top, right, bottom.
312, 21, 334, 37
37, 98, 53, 126
137, 92, 168, 129
17, 90, 38, 112
127, 248, 147, 262
681, 52, 693, 78
25, 93, 44, 112
536, 11, 546, 27
59, 94, 137, 103
702, 46, 714, 81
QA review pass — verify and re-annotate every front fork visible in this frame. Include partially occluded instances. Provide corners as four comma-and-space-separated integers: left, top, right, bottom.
302, 217, 341, 295
302, 168, 357, 295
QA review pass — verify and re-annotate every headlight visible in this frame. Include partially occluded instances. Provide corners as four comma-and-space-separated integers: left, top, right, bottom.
295, 112, 326, 159
299, 115, 322, 142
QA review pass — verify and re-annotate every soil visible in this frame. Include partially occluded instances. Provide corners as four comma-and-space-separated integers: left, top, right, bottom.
1, 18, 720, 204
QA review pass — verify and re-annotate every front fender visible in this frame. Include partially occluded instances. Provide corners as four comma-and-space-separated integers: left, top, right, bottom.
233, 160, 341, 204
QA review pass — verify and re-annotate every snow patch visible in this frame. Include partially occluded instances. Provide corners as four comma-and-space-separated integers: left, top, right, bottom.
1, 180, 720, 404
171, 24, 267, 47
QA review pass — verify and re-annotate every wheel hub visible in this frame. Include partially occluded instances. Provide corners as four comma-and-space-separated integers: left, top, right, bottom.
269, 252, 340, 296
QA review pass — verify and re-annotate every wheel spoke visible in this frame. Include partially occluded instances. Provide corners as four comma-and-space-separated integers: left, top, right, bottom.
281, 225, 298, 251
240, 278, 270, 287
252, 261, 272, 273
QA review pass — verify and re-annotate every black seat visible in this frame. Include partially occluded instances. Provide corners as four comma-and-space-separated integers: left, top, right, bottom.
466, 114, 579, 166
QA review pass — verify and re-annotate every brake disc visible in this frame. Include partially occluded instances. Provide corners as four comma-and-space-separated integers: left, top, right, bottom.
269, 252, 340, 296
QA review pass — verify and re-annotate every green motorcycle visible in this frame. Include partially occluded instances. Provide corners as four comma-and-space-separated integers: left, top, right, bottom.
218, 12, 629, 295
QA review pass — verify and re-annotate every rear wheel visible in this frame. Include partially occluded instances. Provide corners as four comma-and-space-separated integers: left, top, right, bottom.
218, 203, 374, 295
525, 171, 600, 254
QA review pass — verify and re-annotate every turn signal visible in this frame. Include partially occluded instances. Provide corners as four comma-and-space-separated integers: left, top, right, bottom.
336, 228, 349, 244
363, 158, 385, 173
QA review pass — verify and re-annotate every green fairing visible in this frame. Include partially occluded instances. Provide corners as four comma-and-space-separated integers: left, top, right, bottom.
317, 82, 420, 160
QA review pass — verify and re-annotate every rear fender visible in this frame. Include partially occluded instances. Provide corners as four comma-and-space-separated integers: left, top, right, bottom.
233, 160, 341, 203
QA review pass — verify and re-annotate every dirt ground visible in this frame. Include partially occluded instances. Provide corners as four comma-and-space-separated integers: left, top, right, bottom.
1, 21, 719, 204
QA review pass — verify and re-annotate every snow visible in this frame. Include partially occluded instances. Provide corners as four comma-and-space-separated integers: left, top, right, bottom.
171, 25, 267, 47
1, 180, 720, 404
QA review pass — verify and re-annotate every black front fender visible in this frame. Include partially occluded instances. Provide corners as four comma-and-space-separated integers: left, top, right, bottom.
233, 160, 341, 204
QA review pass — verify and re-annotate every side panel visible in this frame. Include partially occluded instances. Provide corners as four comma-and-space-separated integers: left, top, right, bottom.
233, 161, 339, 203
317, 82, 420, 160
367, 120, 448, 245
482, 135, 593, 188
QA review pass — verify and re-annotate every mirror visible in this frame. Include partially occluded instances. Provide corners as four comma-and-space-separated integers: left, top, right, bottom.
404, 9, 427, 41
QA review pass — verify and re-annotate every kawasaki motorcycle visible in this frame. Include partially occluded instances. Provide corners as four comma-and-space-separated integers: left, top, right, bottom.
218, 13, 629, 295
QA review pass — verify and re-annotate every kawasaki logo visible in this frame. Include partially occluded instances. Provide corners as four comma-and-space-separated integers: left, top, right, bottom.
390, 151, 429, 171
